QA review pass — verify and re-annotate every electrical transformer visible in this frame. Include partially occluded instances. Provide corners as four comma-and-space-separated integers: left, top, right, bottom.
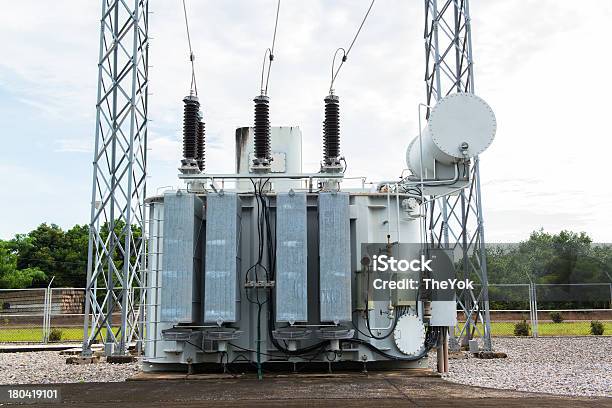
142, 93, 496, 372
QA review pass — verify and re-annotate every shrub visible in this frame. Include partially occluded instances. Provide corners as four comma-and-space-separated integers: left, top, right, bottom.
549, 311, 563, 323
590, 321, 604, 336
513, 320, 530, 336
48, 328, 63, 342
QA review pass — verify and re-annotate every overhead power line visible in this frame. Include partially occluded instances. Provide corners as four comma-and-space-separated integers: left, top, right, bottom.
182, 0, 198, 96
329, 0, 376, 93
260, 0, 282, 95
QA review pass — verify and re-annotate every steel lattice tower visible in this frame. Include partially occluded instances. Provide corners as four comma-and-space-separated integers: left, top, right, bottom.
423, 0, 492, 351
82, 0, 149, 356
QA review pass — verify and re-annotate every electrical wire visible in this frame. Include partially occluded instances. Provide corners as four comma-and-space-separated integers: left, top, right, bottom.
344, 328, 439, 362
329, 0, 376, 93
260, 0, 282, 95
246, 178, 274, 379
248, 178, 331, 356
181, 0, 198, 96
360, 257, 399, 340
190, 176, 434, 365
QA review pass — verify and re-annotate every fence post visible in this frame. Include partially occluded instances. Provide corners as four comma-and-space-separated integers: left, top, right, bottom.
528, 282, 534, 337
533, 283, 539, 338
43, 278, 55, 344
528, 282, 539, 338
42, 287, 50, 343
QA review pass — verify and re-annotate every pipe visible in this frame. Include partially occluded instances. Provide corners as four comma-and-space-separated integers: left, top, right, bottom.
443, 327, 449, 373
386, 188, 392, 238
404, 162, 461, 187
365, 306, 395, 331
395, 185, 401, 242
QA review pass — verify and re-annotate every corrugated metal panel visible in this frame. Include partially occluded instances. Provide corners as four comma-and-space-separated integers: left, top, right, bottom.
275, 193, 308, 322
204, 193, 241, 323
319, 192, 351, 322
145, 200, 163, 358
160, 192, 203, 323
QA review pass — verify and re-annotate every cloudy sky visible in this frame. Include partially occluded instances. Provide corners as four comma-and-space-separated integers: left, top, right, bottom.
0, 0, 610, 242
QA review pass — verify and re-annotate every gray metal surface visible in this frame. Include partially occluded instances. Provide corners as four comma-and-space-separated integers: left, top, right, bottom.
204, 193, 241, 324
275, 193, 308, 323
424, 0, 492, 351
82, 0, 149, 356
318, 192, 351, 323
160, 192, 203, 323
145, 200, 164, 359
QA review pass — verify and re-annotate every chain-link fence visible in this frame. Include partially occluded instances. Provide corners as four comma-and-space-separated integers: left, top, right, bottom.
0, 288, 87, 343
457, 283, 612, 337
47, 288, 87, 343
1, 284, 611, 343
0, 289, 47, 343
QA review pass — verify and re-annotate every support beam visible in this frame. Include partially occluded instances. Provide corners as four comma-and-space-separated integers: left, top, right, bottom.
83, 0, 149, 357
423, 0, 493, 352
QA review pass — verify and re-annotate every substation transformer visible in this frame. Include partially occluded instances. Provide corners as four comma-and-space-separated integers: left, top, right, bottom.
142, 92, 496, 372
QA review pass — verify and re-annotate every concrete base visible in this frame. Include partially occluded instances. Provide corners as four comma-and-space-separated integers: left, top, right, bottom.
60, 346, 104, 356
448, 351, 469, 360
43, 376, 608, 407
0, 344, 81, 353
473, 351, 508, 359
130, 368, 439, 382
107, 355, 137, 364
66, 356, 101, 365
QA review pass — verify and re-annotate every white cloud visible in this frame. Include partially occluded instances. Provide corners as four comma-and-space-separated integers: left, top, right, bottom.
0, 0, 610, 242
54, 138, 92, 153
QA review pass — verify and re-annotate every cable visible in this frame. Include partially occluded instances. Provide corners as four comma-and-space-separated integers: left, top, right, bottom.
260, 0, 282, 95
329, 0, 376, 93
245, 178, 276, 378
181, 0, 198, 96
343, 329, 438, 362
357, 246, 398, 340
248, 179, 331, 356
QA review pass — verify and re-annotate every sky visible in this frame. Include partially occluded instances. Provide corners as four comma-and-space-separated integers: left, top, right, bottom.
0, 0, 611, 242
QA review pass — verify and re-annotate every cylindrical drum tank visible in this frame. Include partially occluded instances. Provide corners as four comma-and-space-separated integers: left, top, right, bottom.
406, 93, 496, 178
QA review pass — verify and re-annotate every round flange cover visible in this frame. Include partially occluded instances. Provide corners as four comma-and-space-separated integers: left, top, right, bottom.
428, 93, 497, 159
393, 314, 426, 356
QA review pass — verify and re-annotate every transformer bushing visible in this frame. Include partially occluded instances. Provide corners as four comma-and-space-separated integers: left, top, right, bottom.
322, 94, 343, 172
252, 94, 272, 171
180, 95, 201, 174
196, 110, 205, 172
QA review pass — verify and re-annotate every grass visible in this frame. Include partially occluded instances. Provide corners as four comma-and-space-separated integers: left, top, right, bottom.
1, 322, 610, 343
0, 327, 115, 343
459, 321, 612, 337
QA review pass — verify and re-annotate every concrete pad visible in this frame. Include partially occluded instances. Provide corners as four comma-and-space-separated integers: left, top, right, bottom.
130, 368, 439, 382
66, 356, 101, 365
33, 377, 610, 408
0, 343, 81, 353
106, 355, 137, 364
473, 351, 508, 359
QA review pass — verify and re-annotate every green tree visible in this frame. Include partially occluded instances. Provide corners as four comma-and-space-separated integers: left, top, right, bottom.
485, 230, 612, 309
9, 223, 88, 287
0, 241, 46, 288
6, 221, 141, 289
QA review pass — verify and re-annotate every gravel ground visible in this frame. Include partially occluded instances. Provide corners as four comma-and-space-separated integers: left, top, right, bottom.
1, 338, 610, 398
429, 337, 612, 397
0, 351, 140, 384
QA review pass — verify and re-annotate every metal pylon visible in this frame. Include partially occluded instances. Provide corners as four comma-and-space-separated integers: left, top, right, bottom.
82, 0, 149, 356
423, 0, 492, 351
